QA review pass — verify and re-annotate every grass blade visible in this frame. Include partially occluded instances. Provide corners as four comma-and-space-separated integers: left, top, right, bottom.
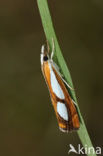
37, 0, 97, 155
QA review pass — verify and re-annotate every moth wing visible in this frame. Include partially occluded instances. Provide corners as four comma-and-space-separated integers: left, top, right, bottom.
51, 64, 80, 132
42, 61, 80, 132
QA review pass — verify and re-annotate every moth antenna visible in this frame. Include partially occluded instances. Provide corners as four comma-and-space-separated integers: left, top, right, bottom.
51, 38, 55, 59
41, 45, 45, 54
46, 39, 50, 54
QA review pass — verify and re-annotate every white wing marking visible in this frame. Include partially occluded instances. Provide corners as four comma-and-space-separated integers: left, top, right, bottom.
49, 63, 65, 99
57, 102, 68, 121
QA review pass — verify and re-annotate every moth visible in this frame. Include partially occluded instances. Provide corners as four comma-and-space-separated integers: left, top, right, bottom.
40, 39, 80, 132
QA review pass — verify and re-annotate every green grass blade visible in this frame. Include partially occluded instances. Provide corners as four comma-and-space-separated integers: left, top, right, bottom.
37, 0, 97, 155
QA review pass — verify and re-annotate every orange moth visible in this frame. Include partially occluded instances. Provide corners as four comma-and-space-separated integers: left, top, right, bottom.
40, 39, 80, 132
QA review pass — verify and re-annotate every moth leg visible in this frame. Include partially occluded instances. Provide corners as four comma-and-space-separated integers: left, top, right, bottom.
51, 38, 55, 59
51, 61, 60, 72
61, 76, 74, 91
52, 62, 74, 91
72, 99, 77, 106
50, 38, 74, 91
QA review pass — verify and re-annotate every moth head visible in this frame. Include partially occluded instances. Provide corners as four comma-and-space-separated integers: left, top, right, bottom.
41, 45, 49, 65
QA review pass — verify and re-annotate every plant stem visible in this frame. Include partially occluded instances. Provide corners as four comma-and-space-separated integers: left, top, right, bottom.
37, 0, 96, 155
